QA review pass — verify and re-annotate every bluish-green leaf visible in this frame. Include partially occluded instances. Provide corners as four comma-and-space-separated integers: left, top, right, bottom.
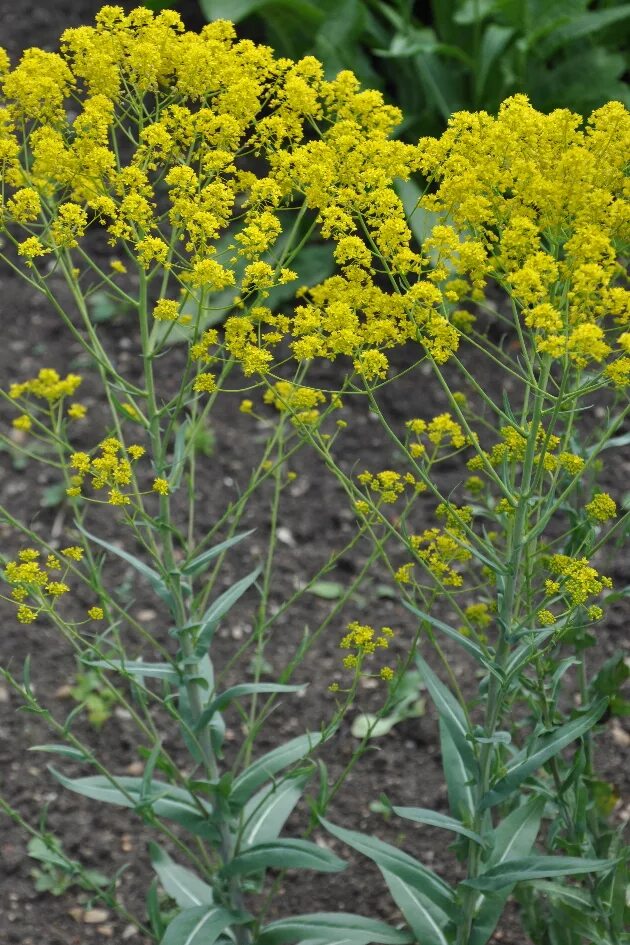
149, 843, 214, 909
320, 818, 455, 918
197, 567, 261, 643
241, 773, 310, 848
463, 856, 617, 891
415, 655, 478, 776
258, 913, 413, 945
223, 839, 345, 876
439, 719, 475, 823
469, 796, 545, 945
393, 806, 483, 845
231, 732, 325, 806
160, 905, 241, 945
405, 604, 493, 669
182, 531, 255, 577
78, 527, 172, 607
481, 698, 608, 809
195, 684, 305, 732
381, 868, 454, 945
87, 659, 179, 683
49, 769, 214, 836
29, 744, 89, 761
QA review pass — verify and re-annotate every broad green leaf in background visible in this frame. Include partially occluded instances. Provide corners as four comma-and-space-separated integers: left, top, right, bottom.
195, 566, 262, 646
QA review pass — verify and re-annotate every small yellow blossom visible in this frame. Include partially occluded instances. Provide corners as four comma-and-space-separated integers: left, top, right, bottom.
152, 477, 169, 495
88, 606, 104, 620
585, 493, 617, 522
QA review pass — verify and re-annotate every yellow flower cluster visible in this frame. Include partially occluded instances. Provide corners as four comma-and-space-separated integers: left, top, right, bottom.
357, 469, 424, 505
10, 368, 82, 403
418, 95, 630, 379
0, 5, 462, 380
339, 620, 394, 679
2, 546, 97, 624
467, 422, 585, 477
263, 381, 326, 426
585, 493, 617, 522
68, 437, 146, 504
546, 554, 612, 608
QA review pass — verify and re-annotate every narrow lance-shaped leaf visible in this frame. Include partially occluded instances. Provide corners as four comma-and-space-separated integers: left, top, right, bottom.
182, 530, 255, 577
160, 905, 243, 945
49, 769, 214, 837
481, 698, 608, 809
393, 806, 484, 846
223, 839, 346, 877
78, 526, 172, 607
231, 731, 326, 806
241, 773, 311, 848
462, 856, 617, 891
195, 566, 261, 647
321, 817, 456, 919
149, 843, 214, 909
258, 913, 413, 945
468, 796, 545, 945
415, 655, 478, 775
195, 683, 305, 732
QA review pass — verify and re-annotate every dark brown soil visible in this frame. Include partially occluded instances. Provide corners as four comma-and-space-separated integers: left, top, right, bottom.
1, 4, 629, 945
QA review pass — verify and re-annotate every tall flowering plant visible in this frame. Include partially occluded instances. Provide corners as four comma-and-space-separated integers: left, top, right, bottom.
0, 6, 628, 944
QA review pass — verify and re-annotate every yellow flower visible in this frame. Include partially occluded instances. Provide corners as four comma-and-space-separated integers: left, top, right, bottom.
152, 477, 169, 495
67, 402, 87, 420
12, 414, 32, 432
88, 606, 104, 620
585, 493, 617, 522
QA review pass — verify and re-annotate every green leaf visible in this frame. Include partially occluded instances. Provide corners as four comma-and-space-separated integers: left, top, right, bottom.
49, 770, 214, 836
223, 839, 346, 876
306, 580, 345, 600
392, 806, 483, 845
415, 655, 478, 776
539, 5, 630, 56
405, 604, 496, 671
439, 719, 476, 823
161, 905, 242, 945
182, 531, 255, 577
462, 856, 617, 891
149, 843, 214, 909
528, 880, 593, 909
320, 818, 456, 918
86, 659, 179, 684
475, 24, 515, 101
199, 0, 324, 27
481, 698, 608, 809
196, 567, 261, 644
195, 684, 305, 731
381, 868, 454, 945
469, 796, 545, 945
231, 732, 325, 805
78, 526, 172, 608
241, 773, 310, 848
258, 913, 413, 945
28, 744, 89, 761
